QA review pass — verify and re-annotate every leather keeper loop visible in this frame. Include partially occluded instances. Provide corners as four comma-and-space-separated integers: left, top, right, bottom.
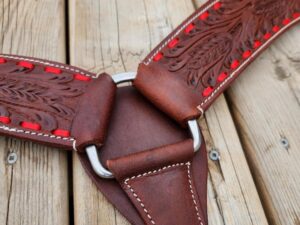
107, 139, 194, 181
135, 64, 202, 126
71, 73, 116, 152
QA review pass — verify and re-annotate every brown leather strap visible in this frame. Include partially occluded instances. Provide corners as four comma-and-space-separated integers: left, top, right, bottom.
0, 54, 116, 151
108, 140, 205, 225
78, 86, 208, 225
134, 0, 300, 125
79, 1, 300, 224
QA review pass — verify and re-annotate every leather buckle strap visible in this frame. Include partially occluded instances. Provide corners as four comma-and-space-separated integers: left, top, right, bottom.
85, 72, 202, 179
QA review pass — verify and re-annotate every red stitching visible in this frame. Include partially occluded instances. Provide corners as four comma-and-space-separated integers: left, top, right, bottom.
213, 2, 222, 10
153, 52, 164, 61
45, 66, 62, 74
168, 38, 179, 48
230, 60, 240, 69
242, 50, 252, 59
18, 61, 34, 69
253, 40, 262, 49
283, 18, 291, 25
217, 72, 228, 82
272, 25, 280, 33
0, 58, 7, 64
0, 116, 11, 124
264, 32, 272, 40
202, 86, 214, 97
185, 23, 195, 34
74, 74, 91, 81
21, 121, 41, 131
199, 11, 209, 20
293, 13, 300, 19
52, 129, 70, 137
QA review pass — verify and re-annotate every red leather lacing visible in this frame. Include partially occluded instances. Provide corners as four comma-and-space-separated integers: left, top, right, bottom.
0, 116, 11, 124
185, 23, 195, 34
18, 61, 35, 69
0, 58, 7, 64
52, 129, 70, 137
74, 74, 91, 81
168, 38, 179, 48
199, 11, 209, 20
21, 121, 41, 131
45, 66, 62, 74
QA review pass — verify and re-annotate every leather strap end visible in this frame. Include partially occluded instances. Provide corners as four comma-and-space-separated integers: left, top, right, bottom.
107, 139, 207, 225
71, 73, 116, 152
135, 64, 202, 126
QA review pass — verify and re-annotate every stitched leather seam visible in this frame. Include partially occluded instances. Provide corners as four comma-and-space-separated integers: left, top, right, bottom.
197, 16, 300, 109
0, 55, 97, 79
0, 124, 75, 142
143, 0, 219, 65
124, 162, 204, 225
187, 162, 204, 225
124, 180, 156, 224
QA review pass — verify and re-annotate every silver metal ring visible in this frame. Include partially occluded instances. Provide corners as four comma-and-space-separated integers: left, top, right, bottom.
85, 72, 202, 179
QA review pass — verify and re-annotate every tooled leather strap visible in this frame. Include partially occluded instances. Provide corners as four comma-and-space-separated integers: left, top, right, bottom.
0, 54, 115, 151
90, 1, 300, 225
134, 0, 300, 126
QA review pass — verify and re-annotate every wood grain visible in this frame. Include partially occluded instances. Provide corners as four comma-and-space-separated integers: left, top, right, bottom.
0, 1, 69, 225
70, 0, 269, 224
226, 21, 300, 225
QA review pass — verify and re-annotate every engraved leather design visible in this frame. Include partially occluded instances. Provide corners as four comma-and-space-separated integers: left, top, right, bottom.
0, 59, 86, 132
0, 54, 116, 150
160, 0, 299, 89
135, 0, 300, 124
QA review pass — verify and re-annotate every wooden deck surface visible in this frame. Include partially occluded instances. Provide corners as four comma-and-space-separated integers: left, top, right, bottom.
0, 0, 299, 224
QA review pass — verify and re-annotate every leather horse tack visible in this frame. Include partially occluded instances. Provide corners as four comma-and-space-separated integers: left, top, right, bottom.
0, 0, 299, 225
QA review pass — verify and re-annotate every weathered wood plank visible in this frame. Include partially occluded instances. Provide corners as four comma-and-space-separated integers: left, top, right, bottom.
0, 1, 69, 225
70, 0, 268, 224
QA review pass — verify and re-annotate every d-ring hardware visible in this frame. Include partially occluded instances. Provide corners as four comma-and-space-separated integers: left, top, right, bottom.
86, 72, 202, 179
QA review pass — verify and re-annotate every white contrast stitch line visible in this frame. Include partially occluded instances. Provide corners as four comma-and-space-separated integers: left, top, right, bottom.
187, 162, 204, 225
0, 54, 97, 79
0, 124, 75, 142
124, 180, 156, 225
197, 16, 300, 108
143, 0, 219, 65
124, 162, 204, 225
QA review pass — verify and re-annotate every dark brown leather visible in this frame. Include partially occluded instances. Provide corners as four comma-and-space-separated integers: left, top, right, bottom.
0, 54, 116, 151
134, 0, 300, 125
108, 140, 206, 225
78, 87, 208, 225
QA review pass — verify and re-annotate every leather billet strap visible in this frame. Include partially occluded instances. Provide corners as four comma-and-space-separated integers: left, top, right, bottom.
0, 54, 115, 151
134, 0, 300, 126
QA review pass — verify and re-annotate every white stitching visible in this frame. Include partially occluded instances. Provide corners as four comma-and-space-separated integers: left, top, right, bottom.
0, 54, 95, 146
0, 124, 75, 142
0, 54, 97, 79
187, 162, 204, 225
124, 162, 204, 225
124, 180, 156, 225
197, 16, 300, 108
143, 0, 219, 65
